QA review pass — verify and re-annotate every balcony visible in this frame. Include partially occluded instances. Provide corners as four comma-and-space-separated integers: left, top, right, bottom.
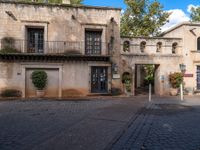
0, 39, 110, 62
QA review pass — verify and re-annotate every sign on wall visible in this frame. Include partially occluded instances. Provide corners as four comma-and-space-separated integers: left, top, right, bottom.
184, 74, 193, 77
113, 74, 120, 79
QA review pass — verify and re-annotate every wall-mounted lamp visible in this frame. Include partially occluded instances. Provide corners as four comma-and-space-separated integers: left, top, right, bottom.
179, 63, 186, 74
112, 64, 118, 73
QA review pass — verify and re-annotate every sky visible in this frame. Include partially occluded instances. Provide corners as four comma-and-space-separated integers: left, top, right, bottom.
84, 0, 200, 31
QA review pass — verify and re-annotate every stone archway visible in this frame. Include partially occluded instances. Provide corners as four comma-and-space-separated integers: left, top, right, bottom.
135, 64, 160, 95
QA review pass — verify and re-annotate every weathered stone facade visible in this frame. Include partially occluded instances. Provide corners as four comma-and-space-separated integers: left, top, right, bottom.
0, 1, 121, 97
161, 22, 200, 94
120, 37, 183, 95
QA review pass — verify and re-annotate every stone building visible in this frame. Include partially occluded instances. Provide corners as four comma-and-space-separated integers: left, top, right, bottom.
0, 0, 200, 97
0, 0, 121, 98
120, 22, 200, 96
120, 36, 183, 95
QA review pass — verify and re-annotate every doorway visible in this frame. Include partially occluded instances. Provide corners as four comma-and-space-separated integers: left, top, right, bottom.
135, 64, 160, 95
27, 27, 44, 53
91, 67, 108, 93
197, 66, 200, 90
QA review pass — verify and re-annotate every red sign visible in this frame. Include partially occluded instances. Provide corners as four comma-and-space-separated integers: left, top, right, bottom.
184, 74, 193, 77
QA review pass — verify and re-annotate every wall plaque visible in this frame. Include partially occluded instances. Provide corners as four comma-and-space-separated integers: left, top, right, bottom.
113, 74, 120, 79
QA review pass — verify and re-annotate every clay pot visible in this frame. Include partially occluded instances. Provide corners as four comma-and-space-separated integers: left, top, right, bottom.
36, 90, 45, 98
170, 88, 178, 96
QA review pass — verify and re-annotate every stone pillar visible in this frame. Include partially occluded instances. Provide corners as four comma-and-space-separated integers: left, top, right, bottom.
154, 65, 161, 96
136, 65, 141, 88
131, 66, 135, 96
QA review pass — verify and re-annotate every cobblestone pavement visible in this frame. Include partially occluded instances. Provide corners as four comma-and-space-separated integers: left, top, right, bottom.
108, 96, 200, 150
1, 96, 200, 150
0, 97, 147, 150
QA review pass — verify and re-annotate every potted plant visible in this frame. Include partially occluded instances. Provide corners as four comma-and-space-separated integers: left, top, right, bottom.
31, 70, 48, 97
122, 72, 132, 95
169, 72, 183, 96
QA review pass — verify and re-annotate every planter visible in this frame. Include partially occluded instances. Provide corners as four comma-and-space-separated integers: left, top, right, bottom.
170, 88, 178, 96
36, 90, 45, 98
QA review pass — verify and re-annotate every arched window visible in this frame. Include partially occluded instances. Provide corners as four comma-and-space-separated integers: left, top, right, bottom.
156, 42, 162, 52
197, 37, 200, 50
172, 42, 178, 54
140, 41, 146, 53
123, 41, 130, 52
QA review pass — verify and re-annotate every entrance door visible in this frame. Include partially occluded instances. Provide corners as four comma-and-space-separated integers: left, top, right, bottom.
91, 67, 108, 93
27, 28, 44, 53
197, 66, 200, 90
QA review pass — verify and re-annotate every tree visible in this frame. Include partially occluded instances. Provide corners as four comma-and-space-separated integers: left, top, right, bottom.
190, 7, 200, 22
70, 0, 83, 4
121, 0, 169, 36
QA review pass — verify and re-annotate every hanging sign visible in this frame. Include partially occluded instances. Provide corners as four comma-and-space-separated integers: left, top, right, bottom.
184, 74, 193, 77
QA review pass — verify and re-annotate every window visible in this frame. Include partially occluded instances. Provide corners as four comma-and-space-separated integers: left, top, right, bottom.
197, 37, 200, 50
123, 41, 130, 52
85, 30, 102, 55
156, 42, 162, 52
140, 41, 146, 53
172, 42, 178, 54
27, 27, 44, 53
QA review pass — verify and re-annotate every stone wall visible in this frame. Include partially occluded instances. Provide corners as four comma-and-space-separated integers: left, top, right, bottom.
120, 37, 183, 95
0, 1, 121, 55
162, 23, 200, 93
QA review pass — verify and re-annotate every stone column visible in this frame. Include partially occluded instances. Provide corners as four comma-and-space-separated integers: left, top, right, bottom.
131, 66, 135, 96
154, 65, 161, 96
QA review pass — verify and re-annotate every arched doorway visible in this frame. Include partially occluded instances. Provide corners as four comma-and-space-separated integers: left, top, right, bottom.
135, 64, 160, 95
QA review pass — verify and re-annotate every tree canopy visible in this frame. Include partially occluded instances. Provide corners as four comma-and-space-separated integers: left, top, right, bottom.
121, 0, 169, 37
190, 7, 200, 22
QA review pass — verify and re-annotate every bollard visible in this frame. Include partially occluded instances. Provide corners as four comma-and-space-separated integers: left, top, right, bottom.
180, 83, 184, 101
149, 84, 151, 102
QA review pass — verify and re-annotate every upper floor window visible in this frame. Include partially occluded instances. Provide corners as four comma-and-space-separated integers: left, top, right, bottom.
27, 27, 44, 53
156, 42, 162, 52
197, 37, 200, 51
85, 30, 102, 55
172, 42, 178, 54
123, 41, 130, 52
140, 41, 146, 53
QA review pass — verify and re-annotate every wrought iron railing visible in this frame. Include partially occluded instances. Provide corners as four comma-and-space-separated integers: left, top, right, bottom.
0, 39, 110, 55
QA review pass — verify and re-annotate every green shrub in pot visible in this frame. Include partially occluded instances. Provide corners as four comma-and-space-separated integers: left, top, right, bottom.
31, 70, 47, 97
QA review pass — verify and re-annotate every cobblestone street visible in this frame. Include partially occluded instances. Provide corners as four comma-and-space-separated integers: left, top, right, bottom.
0, 97, 146, 150
1, 97, 200, 150
108, 97, 200, 150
